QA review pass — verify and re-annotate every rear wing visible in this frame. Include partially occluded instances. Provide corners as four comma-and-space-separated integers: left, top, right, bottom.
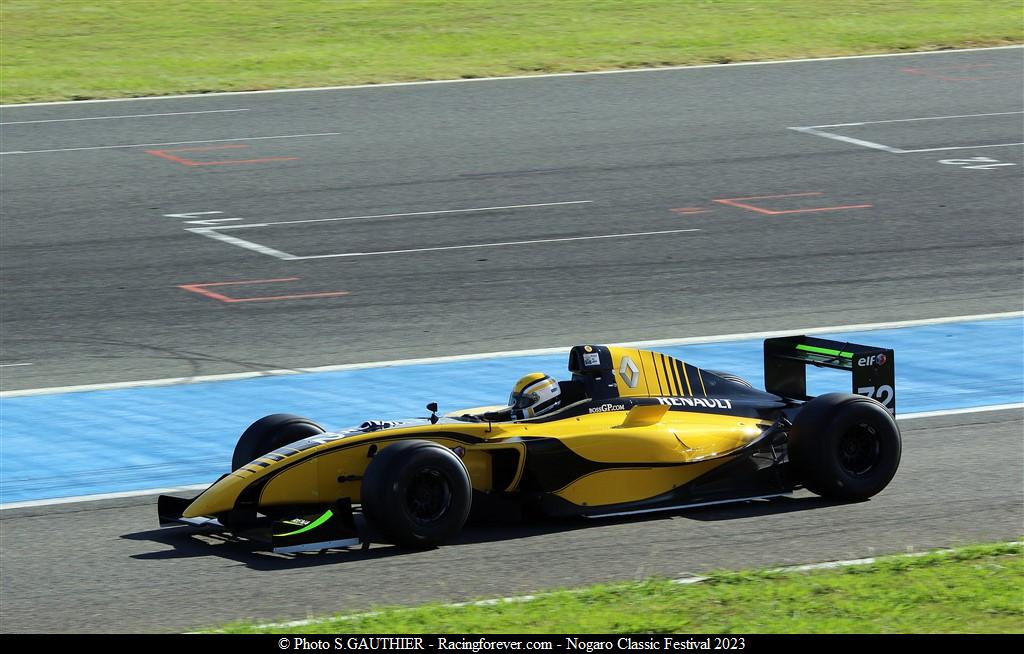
764, 336, 895, 414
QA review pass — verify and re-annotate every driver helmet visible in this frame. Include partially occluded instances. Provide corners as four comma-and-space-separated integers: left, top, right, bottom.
508, 372, 561, 419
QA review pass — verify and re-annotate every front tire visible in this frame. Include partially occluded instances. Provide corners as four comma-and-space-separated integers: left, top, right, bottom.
231, 414, 325, 471
789, 393, 901, 501
360, 440, 472, 548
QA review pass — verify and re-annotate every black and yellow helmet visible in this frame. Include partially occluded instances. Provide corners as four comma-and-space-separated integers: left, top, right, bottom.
507, 372, 561, 419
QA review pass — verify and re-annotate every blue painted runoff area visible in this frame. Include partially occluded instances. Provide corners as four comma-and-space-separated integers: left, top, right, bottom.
1, 317, 1021, 504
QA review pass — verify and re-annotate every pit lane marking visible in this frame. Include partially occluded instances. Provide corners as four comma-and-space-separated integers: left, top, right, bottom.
713, 192, 872, 215
146, 144, 298, 167
198, 200, 593, 228
290, 228, 702, 260
670, 207, 712, 215
186, 226, 298, 259
163, 211, 242, 226
178, 278, 349, 303
800, 111, 1024, 127
902, 143, 1024, 153
938, 156, 1016, 170
183, 200, 597, 260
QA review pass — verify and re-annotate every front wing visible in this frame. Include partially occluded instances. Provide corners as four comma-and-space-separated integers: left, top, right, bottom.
158, 495, 365, 553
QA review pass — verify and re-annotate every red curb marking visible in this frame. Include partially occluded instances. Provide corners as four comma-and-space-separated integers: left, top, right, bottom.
713, 192, 872, 215
670, 207, 712, 215
146, 144, 299, 166
178, 277, 349, 303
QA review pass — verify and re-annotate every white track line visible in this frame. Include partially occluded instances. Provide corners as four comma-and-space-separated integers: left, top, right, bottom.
3, 45, 1020, 108
208, 200, 594, 229
290, 229, 703, 260
0, 108, 249, 125
900, 143, 1024, 153
0, 131, 341, 155
789, 127, 1023, 155
789, 111, 1024, 155
672, 540, 1024, 584
0, 484, 210, 510
800, 111, 1024, 128
618, 311, 1024, 348
899, 403, 1024, 420
788, 126, 905, 153
187, 200, 596, 260
3, 311, 1020, 398
186, 227, 298, 260
0, 363, 33, 368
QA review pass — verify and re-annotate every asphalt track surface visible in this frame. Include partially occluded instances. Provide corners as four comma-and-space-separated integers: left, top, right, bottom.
1, 49, 1023, 632
1, 410, 1021, 633
1, 48, 1022, 391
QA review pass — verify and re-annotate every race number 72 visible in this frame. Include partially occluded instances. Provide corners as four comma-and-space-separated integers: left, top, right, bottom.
857, 385, 894, 409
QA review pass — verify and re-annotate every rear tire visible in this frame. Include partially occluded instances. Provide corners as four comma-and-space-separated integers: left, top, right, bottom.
360, 440, 472, 548
231, 414, 325, 471
789, 393, 901, 501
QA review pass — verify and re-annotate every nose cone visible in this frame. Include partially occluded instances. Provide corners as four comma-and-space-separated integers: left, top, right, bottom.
182, 472, 252, 518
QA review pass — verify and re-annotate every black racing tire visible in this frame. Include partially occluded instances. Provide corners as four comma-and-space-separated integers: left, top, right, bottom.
231, 413, 325, 471
360, 440, 472, 548
789, 393, 901, 501
705, 369, 754, 389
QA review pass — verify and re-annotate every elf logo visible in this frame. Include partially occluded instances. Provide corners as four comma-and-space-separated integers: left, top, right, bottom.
857, 353, 888, 368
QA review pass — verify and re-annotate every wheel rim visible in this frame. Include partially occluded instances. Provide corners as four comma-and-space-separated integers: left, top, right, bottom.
405, 467, 453, 524
838, 423, 882, 477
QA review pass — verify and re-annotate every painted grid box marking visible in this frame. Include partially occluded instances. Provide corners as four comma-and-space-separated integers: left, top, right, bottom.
184, 201, 699, 261
790, 112, 1024, 154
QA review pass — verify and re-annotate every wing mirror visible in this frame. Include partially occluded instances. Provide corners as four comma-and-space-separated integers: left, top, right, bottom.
426, 402, 439, 424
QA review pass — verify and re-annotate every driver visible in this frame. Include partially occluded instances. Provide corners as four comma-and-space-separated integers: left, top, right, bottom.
480, 372, 562, 421
508, 372, 562, 419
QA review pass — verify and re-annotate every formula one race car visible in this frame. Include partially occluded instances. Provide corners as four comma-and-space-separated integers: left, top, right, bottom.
159, 336, 900, 552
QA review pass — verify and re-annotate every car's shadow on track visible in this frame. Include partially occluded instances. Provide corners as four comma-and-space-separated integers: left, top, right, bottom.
675, 494, 848, 522
122, 494, 846, 569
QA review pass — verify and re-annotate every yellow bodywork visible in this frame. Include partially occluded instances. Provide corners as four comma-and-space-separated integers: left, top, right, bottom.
183, 403, 769, 519
607, 346, 705, 398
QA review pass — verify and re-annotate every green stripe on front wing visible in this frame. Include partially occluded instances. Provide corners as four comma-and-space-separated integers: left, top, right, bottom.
274, 510, 334, 537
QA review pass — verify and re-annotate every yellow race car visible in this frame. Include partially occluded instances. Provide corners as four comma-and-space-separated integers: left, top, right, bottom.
158, 336, 900, 552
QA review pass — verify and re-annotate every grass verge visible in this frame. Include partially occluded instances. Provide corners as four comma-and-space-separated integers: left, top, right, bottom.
217, 541, 1023, 634
2, 0, 1021, 104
